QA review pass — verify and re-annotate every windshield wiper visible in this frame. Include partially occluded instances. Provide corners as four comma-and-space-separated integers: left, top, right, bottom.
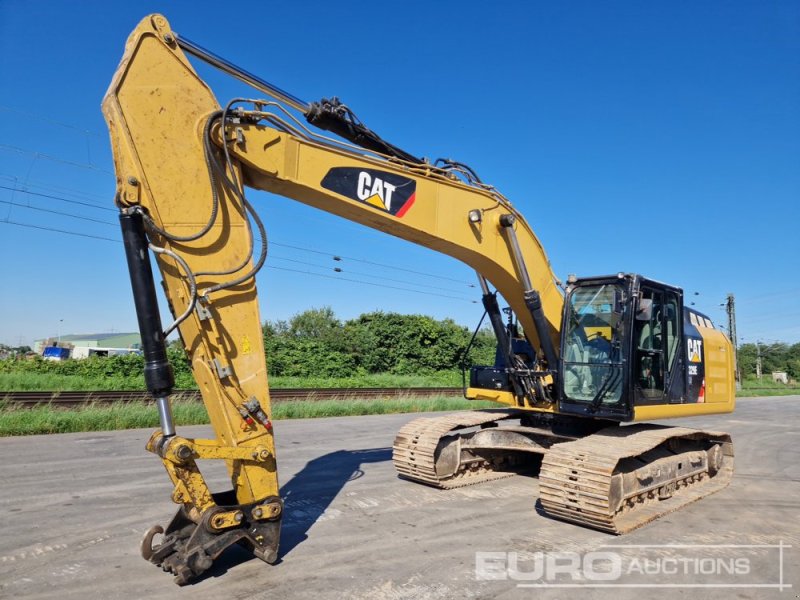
588, 367, 621, 412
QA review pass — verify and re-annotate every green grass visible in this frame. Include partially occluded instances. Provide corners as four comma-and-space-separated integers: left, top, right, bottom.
273, 395, 493, 419
0, 372, 147, 391
0, 399, 209, 436
269, 371, 462, 389
0, 395, 495, 436
3, 368, 794, 437
738, 378, 800, 397
0, 371, 462, 392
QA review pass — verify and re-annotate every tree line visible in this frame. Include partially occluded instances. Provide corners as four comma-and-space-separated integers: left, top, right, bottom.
737, 342, 800, 380
262, 307, 496, 377
6, 310, 796, 383
0, 308, 497, 381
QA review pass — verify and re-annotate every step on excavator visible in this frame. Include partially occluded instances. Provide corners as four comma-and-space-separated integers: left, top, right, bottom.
103, 14, 735, 585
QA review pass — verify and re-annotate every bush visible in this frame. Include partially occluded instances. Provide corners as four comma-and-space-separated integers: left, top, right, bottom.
262, 308, 497, 377
3, 307, 499, 388
0, 348, 195, 389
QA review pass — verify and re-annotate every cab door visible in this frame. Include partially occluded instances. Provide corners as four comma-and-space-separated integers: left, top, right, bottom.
632, 286, 683, 405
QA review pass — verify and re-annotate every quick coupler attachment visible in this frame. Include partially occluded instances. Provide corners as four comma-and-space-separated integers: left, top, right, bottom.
142, 432, 281, 584
141, 490, 283, 585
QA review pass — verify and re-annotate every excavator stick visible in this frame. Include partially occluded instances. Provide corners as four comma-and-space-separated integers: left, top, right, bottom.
104, 15, 282, 584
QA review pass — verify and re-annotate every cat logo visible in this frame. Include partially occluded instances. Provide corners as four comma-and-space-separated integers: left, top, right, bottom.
320, 167, 417, 217
688, 338, 703, 363
357, 171, 396, 211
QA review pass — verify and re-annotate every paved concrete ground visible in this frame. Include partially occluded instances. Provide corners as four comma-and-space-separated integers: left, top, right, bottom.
0, 396, 797, 599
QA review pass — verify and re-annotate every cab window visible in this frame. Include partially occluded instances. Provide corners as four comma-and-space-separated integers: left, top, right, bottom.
634, 289, 664, 399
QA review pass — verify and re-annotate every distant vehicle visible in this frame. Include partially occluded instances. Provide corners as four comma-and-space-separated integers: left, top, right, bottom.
70, 347, 142, 359
42, 346, 70, 361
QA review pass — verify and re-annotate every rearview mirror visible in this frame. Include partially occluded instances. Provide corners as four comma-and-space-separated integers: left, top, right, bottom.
614, 288, 625, 315
636, 298, 653, 321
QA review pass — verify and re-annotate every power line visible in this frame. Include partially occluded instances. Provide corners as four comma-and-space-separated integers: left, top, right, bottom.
271, 241, 476, 287
737, 311, 800, 324
0, 105, 103, 177
0, 198, 116, 226
269, 255, 476, 297
0, 143, 112, 175
0, 220, 478, 302
0, 105, 103, 138
0, 200, 476, 292
0, 146, 472, 286
0, 219, 120, 243
0, 185, 117, 214
267, 265, 478, 303
21, 169, 794, 317
15, 208, 793, 319
0, 182, 476, 288
0, 173, 110, 204
735, 289, 800, 305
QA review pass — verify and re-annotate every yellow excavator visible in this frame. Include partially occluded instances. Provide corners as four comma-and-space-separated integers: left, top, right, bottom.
103, 14, 735, 585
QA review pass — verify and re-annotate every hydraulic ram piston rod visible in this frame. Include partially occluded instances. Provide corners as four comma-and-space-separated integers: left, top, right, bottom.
119, 211, 176, 437
176, 34, 311, 114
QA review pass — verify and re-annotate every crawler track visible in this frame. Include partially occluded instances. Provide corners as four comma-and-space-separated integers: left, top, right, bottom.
539, 424, 734, 533
392, 409, 525, 488
393, 410, 734, 534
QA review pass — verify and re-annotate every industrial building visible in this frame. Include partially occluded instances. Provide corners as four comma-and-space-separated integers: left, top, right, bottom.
34, 333, 142, 359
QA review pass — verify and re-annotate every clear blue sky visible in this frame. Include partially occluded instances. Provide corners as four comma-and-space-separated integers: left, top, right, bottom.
0, 0, 798, 348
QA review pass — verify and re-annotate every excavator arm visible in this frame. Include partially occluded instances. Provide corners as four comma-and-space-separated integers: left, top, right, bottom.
102, 14, 563, 583
104, 15, 564, 357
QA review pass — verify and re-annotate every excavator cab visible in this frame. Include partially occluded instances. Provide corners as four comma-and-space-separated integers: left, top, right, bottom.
469, 273, 706, 423
558, 273, 687, 421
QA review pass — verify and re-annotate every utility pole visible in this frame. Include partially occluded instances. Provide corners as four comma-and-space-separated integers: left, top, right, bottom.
724, 293, 741, 389
755, 340, 762, 380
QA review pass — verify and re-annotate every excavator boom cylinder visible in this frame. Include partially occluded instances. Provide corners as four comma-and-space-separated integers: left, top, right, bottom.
119, 211, 175, 436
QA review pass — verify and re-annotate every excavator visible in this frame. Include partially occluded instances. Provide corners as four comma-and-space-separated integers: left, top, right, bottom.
103, 14, 736, 585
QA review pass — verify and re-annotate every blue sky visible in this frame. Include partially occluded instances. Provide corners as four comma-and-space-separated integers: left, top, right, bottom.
0, 0, 798, 348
